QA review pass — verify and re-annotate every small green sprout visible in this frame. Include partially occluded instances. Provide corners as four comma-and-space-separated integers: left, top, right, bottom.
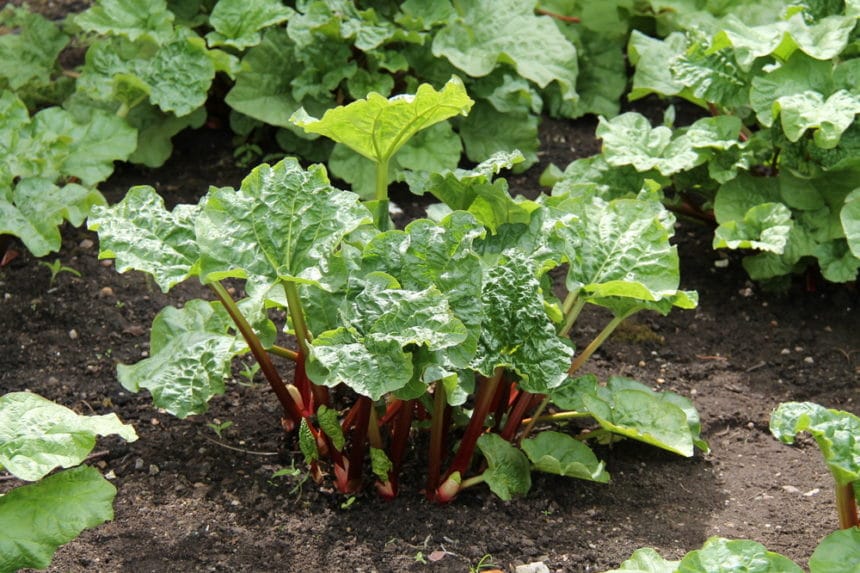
40, 259, 81, 287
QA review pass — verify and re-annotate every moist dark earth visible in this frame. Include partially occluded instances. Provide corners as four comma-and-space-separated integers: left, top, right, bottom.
2, 111, 858, 573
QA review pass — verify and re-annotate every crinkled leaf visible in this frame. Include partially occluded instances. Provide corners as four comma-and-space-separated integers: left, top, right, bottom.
307, 281, 467, 400
670, 41, 752, 110
809, 528, 860, 573
627, 31, 687, 100
476, 433, 531, 501
750, 54, 833, 128
775, 90, 860, 149
197, 158, 372, 290
224, 29, 302, 127
298, 418, 318, 463
432, 0, 578, 101
0, 466, 116, 573
0, 7, 69, 91
291, 77, 473, 164
711, 12, 856, 68
522, 431, 609, 483
3, 179, 106, 257
206, 0, 294, 49
473, 252, 573, 393
117, 300, 245, 418
362, 212, 485, 367
143, 36, 216, 116
678, 537, 803, 573
75, 0, 175, 43
602, 547, 679, 573
0, 392, 137, 482
842, 188, 860, 257
713, 202, 793, 253
317, 405, 345, 451
89, 186, 201, 292
770, 401, 860, 485
551, 155, 649, 201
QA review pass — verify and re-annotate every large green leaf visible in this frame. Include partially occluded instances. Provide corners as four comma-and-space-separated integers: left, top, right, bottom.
459, 101, 539, 169
809, 528, 860, 573
0, 6, 69, 92
206, 0, 294, 49
553, 194, 689, 305
306, 279, 467, 400
770, 401, 860, 485
553, 376, 707, 457
0, 392, 137, 482
749, 54, 833, 128
677, 537, 803, 573
0, 466, 117, 572
89, 186, 201, 292
117, 300, 245, 418
3, 179, 106, 258
713, 202, 793, 253
473, 252, 573, 393
291, 77, 474, 164
75, 0, 175, 43
476, 433, 531, 501
432, 0, 578, 101
627, 31, 687, 101
196, 158, 372, 290
142, 36, 216, 117
522, 431, 609, 483
842, 188, 860, 257
602, 547, 679, 573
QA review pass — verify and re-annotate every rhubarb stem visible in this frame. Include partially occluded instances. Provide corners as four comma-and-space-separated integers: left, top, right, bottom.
269, 344, 299, 361
836, 480, 859, 529
521, 410, 593, 425
375, 159, 390, 231
210, 281, 303, 424
518, 395, 551, 444
283, 282, 312, 355
459, 474, 486, 490
568, 313, 629, 375
560, 297, 586, 338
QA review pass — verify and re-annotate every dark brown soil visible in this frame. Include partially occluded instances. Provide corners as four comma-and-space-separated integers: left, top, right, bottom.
2, 110, 858, 573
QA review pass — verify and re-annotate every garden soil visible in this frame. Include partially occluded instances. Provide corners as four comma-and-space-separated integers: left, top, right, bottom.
1, 6, 858, 565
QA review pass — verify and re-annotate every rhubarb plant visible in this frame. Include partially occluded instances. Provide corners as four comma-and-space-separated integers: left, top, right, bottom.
546, 0, 860, 286
770, 402, 860, 530
90, 80, 705, 502
0, 391, 137, 572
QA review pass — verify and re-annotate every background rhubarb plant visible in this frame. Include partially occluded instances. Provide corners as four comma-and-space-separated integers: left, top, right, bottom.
90, 81, 706, 502
0, 391, 137, 571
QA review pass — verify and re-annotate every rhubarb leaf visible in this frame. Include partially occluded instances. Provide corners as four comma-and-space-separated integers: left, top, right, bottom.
370, 447, 394, 482
843, 189, 860, 257
117, 300, 245, 418
554, 195, 687, 305
307, 281, 467, 400
317, 405, 345, 451
770, 401, 860, 485
89, 186, 201, 292
602, 547, 679, 573
472, 252, 573, 394
206, 0, 294, 49
459, 102, 539, 169
522, 431, 609, 483
197, 158, 372, 290
0, 392, 137, 482
75, 0, 175, 43
809, 528, 860, 573
476, 433, 531, 501
0, 6, 69, 92
678, 537, 803, 573
291, 77, 473, 164
432, 0, 578, 101
0, 466, 116, 572
713, 175, 794, 255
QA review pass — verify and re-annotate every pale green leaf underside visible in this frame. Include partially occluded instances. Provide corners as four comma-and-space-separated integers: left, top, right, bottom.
476, 433, 531, 501
117, 300, 245, 418
0, 392, 137, 482
291, 77, 473, 163
770, 401, 860, 485
0, 466, 116, 572
522, 431, 609, 483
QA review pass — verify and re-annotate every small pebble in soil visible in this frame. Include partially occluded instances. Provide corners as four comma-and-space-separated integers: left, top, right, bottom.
68, 329, 78, 340
79, 239, 94, 249
134, 458, 145, 471
148, 464, 160, 476
803, 356, 814, 365
99, 286, 114, 297
100, 259, 113, 267
714, 259, 729, 268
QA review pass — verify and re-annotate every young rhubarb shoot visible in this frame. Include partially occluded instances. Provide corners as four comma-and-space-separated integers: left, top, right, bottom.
770, 401, 860, 529
291, 77, 474, 230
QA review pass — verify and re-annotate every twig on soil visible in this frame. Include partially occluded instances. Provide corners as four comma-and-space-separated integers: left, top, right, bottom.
203, 435, 279, 456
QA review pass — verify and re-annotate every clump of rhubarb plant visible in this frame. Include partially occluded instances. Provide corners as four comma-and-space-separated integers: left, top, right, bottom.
89, 80, 706, 502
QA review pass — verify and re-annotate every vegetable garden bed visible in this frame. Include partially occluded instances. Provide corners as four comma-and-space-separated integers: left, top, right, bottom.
1, 115, 857, 572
